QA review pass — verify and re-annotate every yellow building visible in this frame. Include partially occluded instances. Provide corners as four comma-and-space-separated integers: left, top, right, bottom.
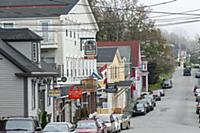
97, 47, 125, 83
97, 47, 128, 113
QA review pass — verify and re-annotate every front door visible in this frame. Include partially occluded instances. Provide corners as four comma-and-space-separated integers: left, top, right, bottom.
38, 85, 46, 112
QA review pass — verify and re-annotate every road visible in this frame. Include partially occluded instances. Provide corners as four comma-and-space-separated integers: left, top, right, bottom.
123, 68, 200, 133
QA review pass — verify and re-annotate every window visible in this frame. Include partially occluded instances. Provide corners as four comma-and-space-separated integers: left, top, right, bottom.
32, 42, 38, 63
66, 29, 68, 37
66, 60, 69, 77
41, 22, 49, 42
70, 31, 72, 38
115, 66, 118, 78
42, 57, 55, 63
31, 80, 36, 109
3, 23, 14, 28
74, 41, 77, 46
47, 82, 51, 106
74, 32, 76, 38
71, 61, 73, 77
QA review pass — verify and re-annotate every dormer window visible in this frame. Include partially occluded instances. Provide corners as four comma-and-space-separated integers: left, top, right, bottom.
0, 22, 14, 29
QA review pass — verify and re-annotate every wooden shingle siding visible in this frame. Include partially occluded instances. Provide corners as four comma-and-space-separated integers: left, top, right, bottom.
0, 54, 24, 117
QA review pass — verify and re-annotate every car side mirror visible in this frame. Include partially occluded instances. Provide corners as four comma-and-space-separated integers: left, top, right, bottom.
35, 127, 42, 131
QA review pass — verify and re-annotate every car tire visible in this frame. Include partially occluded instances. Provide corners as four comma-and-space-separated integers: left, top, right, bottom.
127, 122, 130, 129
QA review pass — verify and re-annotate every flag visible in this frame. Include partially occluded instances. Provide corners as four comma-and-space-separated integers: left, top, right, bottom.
99, 64, 108, 84
99, 65, 107, 78
91, 72, 102, 80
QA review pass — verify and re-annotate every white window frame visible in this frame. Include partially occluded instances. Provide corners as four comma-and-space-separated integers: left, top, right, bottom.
0, 21, 15, 29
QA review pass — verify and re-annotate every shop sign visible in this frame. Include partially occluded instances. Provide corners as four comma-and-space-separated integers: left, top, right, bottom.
81, 78, 97, 92
68, 86, 82, 99
48, 89, 61, 97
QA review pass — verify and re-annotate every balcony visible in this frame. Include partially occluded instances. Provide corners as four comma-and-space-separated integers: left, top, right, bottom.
40, 32, 58, 49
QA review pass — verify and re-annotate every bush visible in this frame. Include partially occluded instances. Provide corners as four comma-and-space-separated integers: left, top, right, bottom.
41, 111, 48, 129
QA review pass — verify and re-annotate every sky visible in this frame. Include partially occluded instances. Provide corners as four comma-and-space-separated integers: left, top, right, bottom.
138, 0, 200, 40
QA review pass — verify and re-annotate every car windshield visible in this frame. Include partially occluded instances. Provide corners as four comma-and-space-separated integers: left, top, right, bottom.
96, 115, 110, 123
114, 114, 123, 119
164, 80, 170, 84
77, 121, 97, 129
196, 89, 200, 93
136, 103, 144, 108
5, 120, 33, 131
43, 124, 69, 132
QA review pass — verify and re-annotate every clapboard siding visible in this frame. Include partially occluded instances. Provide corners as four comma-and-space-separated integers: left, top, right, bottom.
0, 54, 24, 117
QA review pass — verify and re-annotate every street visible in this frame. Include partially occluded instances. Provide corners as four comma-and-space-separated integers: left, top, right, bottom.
123, 68, 200, 133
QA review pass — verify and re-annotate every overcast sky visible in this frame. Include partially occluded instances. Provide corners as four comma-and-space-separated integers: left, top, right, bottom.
139, 0, 200, 40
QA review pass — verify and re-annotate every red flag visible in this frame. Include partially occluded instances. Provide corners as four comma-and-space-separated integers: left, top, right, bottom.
99, 64, 107, 73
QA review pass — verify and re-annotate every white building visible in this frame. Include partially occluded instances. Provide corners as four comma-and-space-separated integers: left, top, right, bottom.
0, 0, 99, 122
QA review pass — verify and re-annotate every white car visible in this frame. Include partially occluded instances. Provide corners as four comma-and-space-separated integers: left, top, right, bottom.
43, 122, 71, 133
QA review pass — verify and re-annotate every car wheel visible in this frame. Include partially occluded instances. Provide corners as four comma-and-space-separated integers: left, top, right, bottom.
127, 122, 130, 129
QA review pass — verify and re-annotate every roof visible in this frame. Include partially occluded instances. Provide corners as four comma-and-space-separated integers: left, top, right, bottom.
0, 39, 57, 76
97, 41, 140, 67
0, 0, 79, 18
0, 28, 42, 41
97, 47, 117, 63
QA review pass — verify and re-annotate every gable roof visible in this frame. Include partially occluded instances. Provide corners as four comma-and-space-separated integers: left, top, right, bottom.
0, 0, 79, 18
97, 47, 117, 63
0, 28, 42, 41
97, 41, 140, 67
0, 40, 57, 76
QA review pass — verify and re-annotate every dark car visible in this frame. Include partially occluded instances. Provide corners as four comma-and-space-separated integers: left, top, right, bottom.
183, 68, 191, 76
196, 102, 200, 114
132, 102, 147, 116
162, 79, 172, 89
0, 116, 42, 132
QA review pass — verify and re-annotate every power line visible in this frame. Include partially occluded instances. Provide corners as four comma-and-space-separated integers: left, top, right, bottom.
150, 8, 200, 18
155, 19, 200, 26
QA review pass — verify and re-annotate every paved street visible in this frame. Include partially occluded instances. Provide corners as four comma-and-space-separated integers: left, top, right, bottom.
123, 68, 200, 133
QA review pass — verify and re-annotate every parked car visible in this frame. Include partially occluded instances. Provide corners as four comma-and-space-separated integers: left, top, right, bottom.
193, 64, 200, 68
196, 102, 200, 114
144, 94, 156, 107
96, 114, 116, 133
132, 102, 147, 116
113, 115, 121, 132
113, 114, 130, 130
162, 79, 172, 89
158, 89, 165, 97
195, 71, 200, 78
196, 94, 200, 102
0, 116, 42, 132
194, 88, 200, 96
183, 68, 191, 76
153, 90, 161, 101
96, 118, 108, 133
43, 122, 71, 133
76, 119, 101, 133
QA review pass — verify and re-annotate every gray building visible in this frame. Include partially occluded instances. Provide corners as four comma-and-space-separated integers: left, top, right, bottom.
0, 28, 57, 120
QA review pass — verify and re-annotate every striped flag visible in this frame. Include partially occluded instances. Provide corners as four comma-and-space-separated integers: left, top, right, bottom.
99, 64, 108, 84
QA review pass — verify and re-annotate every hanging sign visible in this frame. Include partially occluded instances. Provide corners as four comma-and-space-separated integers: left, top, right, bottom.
68, 86, 82, 99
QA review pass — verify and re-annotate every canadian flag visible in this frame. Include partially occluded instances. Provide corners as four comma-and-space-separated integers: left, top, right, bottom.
99, 64, 108, 84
